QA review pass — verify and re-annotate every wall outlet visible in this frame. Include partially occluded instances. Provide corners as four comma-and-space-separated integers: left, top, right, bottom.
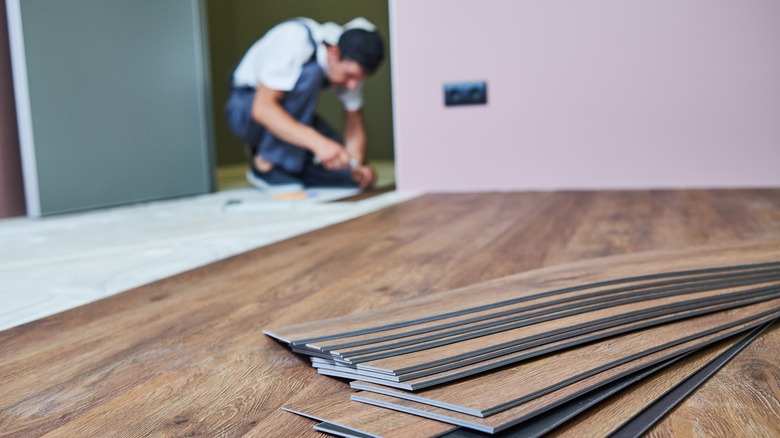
444, 81, 487, 106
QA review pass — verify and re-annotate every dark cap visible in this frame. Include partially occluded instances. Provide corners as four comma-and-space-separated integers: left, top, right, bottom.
338, 28, 385, 75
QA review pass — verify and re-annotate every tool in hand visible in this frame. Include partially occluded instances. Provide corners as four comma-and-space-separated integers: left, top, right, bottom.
313, 156, 360, 169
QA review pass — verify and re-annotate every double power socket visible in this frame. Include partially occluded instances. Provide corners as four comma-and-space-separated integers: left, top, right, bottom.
444, 81, 487, 106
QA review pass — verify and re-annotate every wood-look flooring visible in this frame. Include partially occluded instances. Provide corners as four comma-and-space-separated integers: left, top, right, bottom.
350, 312, 775, 434
266, 243, 780, 345
647, 316, 780, 437
2, 190, 780, 436
283, 391, 457, 437
348, 299, 780, 414
294, 343, 759, 438
354, 281, 780, 371
318, 266, 780, 356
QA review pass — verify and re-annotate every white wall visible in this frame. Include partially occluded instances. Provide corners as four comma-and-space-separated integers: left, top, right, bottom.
391, 0, 780, 191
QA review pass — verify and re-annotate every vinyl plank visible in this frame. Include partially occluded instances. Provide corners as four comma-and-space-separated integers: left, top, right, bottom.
282, 391, 457, 438
287, 325, 754, 438
298, 281, 780, 371
314, 292, 777, 387
350, 298, 780, 416
265, 241, 780, 345
429, 355, 685, 438
313, 422, 375, 438
309, 267, 780, 354
423, 323, 769, 438
350, 311, 779, 434
315, 319, 681, 385
557, 319, 774, 438
645, 318, 780, 437
318, 270, 780, 358
354, 284, 780, 373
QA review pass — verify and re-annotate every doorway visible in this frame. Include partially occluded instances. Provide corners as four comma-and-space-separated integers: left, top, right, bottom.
205, 1, 394, 190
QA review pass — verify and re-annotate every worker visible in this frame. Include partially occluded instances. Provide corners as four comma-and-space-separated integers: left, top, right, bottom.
225, 17, 385, 193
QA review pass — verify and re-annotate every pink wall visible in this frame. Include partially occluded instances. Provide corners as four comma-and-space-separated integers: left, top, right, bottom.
391, 0, 780, 191
0, 0, 25, 217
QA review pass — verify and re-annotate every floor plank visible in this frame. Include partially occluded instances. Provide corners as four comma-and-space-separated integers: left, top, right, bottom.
267, 243, 780, 345
314, 294, 780, 387
646, 317, 780, 437
349, 299, 780, 417
283, 391, 457, 437
549, 321, 773, 437
350, 312, 778, 434
313, 266, 780, 355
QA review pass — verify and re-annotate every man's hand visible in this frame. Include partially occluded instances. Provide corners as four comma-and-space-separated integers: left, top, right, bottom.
253, 85, 350, 169
352, 165, 376, 190
314, 141, 351, 170
344, 110, 366, 166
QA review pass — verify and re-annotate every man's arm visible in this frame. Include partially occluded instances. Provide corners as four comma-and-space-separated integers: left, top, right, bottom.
343, 109, 376, 189
252, 84, 349, 170
343, 109, 367, 164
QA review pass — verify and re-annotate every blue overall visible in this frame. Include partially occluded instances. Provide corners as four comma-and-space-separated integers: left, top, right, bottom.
225, 22, 356, 188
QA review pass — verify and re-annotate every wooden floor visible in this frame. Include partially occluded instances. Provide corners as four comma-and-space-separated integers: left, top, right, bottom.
2, 190, 780, 437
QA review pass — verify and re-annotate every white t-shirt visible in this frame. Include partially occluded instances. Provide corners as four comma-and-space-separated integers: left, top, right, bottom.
232, 18, 369, 112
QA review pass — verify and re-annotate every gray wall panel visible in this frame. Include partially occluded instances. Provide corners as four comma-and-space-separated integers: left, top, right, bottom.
11, 0, 212, 215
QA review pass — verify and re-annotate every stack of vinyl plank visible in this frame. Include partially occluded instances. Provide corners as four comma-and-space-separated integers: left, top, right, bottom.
265, 240, 780, 437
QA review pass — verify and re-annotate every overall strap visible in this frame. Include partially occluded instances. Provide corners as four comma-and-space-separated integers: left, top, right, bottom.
292, 19, 329, 88
229, 20, 323, 90
292, 19, 318, 61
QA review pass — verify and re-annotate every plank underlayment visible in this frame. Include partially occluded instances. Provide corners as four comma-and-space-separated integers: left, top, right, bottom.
351, 297, 780, 417
351, 311, 779, 433
4, 190, 780, 437
289, 326, 757, 438
265, 239, 780, 344
314, 291, 779, 388
310, 268, 780, 360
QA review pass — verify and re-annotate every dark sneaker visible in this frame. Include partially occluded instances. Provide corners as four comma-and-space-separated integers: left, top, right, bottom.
246, 166, 304, 194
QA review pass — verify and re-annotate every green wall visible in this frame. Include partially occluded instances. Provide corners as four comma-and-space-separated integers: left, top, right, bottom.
206, 0, 394, 166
